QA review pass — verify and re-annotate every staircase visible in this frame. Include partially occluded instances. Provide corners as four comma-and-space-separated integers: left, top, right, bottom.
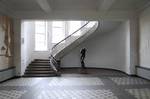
23, 21, 98, 77
50, 21, 98, 72
51, 21, 99, 59
23, 59, 59, 77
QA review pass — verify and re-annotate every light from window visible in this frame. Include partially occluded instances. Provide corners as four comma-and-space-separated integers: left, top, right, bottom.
52, 21, 65, 43
86, 21, 95, 28
35, 21, 48, 51
69, 21, 82, 36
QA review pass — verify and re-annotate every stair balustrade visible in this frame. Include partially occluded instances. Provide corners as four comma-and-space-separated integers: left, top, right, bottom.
50, 21, 99, 74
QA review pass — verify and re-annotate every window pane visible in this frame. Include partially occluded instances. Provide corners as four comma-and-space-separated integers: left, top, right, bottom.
35, 21, 46, 34
69, 21, 82, 36
52, 28, 65, 43
35, 34, 47, 51
35, 21, 48, 51
53, 21, 63, 27
52, 21, 65, 43
35, 34, 45, 43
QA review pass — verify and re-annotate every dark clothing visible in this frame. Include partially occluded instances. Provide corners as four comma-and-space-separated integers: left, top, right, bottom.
81, 61, 85, 69
80, 49, 86, 56
80, 48, 86, 68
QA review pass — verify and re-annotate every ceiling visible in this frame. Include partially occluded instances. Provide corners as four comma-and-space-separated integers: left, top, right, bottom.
1, 0, 149, 11
100, 20, 122, 33
0, 0, 149, 19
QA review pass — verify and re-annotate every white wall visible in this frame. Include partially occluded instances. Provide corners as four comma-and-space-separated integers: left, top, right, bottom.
61, 22, 131, 73
139, 6, 150, 68
21, 21, 35, 75
13, 19, 21, 76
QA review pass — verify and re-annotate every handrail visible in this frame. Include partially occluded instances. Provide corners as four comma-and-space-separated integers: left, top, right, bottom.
50, 55, 58, 72
52, 21, 90, 50
50, 55, 57, 62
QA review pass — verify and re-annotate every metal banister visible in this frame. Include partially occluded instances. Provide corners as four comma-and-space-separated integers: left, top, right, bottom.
50, 21, 98, 74
52, 21, 89, 50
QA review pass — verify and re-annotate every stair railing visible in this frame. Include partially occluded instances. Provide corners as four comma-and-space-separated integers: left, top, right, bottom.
50, 21, 98, 73
50, 55, 58, 72
52, 21, 90, 50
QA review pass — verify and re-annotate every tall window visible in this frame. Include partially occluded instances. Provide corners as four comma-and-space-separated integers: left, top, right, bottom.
35, 21, 48, 51
69, 21, 82, 36
52, 21, 65, 43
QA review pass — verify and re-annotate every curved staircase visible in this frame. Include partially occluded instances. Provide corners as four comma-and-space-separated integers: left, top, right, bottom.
24, 21, 99, 77
51, 21, 99, 59
50, 21, 99, 73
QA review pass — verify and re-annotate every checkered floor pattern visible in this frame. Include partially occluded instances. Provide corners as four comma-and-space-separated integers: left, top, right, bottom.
37, 89, 118, 99
0, 69, 149, 99
48, 77, 104, 86
126, 88, 150, 99
109, 77, 149, 85
0, 90, 26, 99
0, 78, 42, 86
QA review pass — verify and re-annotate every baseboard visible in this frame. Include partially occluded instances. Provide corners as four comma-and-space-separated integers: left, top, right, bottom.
60, 67, 127, 74
0, 67, 16, 82
136, 66, 150, 70
136, 66, 150, 80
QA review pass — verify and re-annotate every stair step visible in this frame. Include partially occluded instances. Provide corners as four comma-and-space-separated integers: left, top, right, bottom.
25, 70, 55, 74
29, 63, 50, 66
32, 62, 49, 64
27, 66, 50, 68
23, 74, 57, 77
26, 68, 53, 71
34, 59, 49, 61
32, 61, 50, 63
24, 58, 59, 77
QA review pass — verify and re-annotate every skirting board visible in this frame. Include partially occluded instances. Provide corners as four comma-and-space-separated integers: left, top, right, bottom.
0, 67, 15, 82
60, 67, 127, 74
136, 66, 150, 80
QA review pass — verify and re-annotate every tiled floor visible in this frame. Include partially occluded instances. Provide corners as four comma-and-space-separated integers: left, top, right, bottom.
0, 68, 150, 99
126, 88, 150, 99
110, 77, 149, 85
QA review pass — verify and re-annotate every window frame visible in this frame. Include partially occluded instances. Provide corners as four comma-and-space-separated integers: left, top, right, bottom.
51, 21, 66, 44
34, 21, 48, 51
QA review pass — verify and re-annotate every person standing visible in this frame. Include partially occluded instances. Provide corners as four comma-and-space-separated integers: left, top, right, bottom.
80, 48, 87, 69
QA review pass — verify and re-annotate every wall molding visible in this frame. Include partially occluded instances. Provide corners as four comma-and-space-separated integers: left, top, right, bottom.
0, 67, 16, 82
0, 67, 15, 72
136, 66, 150, 80
60, 67, 127, 75
136, 66, 150, 71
